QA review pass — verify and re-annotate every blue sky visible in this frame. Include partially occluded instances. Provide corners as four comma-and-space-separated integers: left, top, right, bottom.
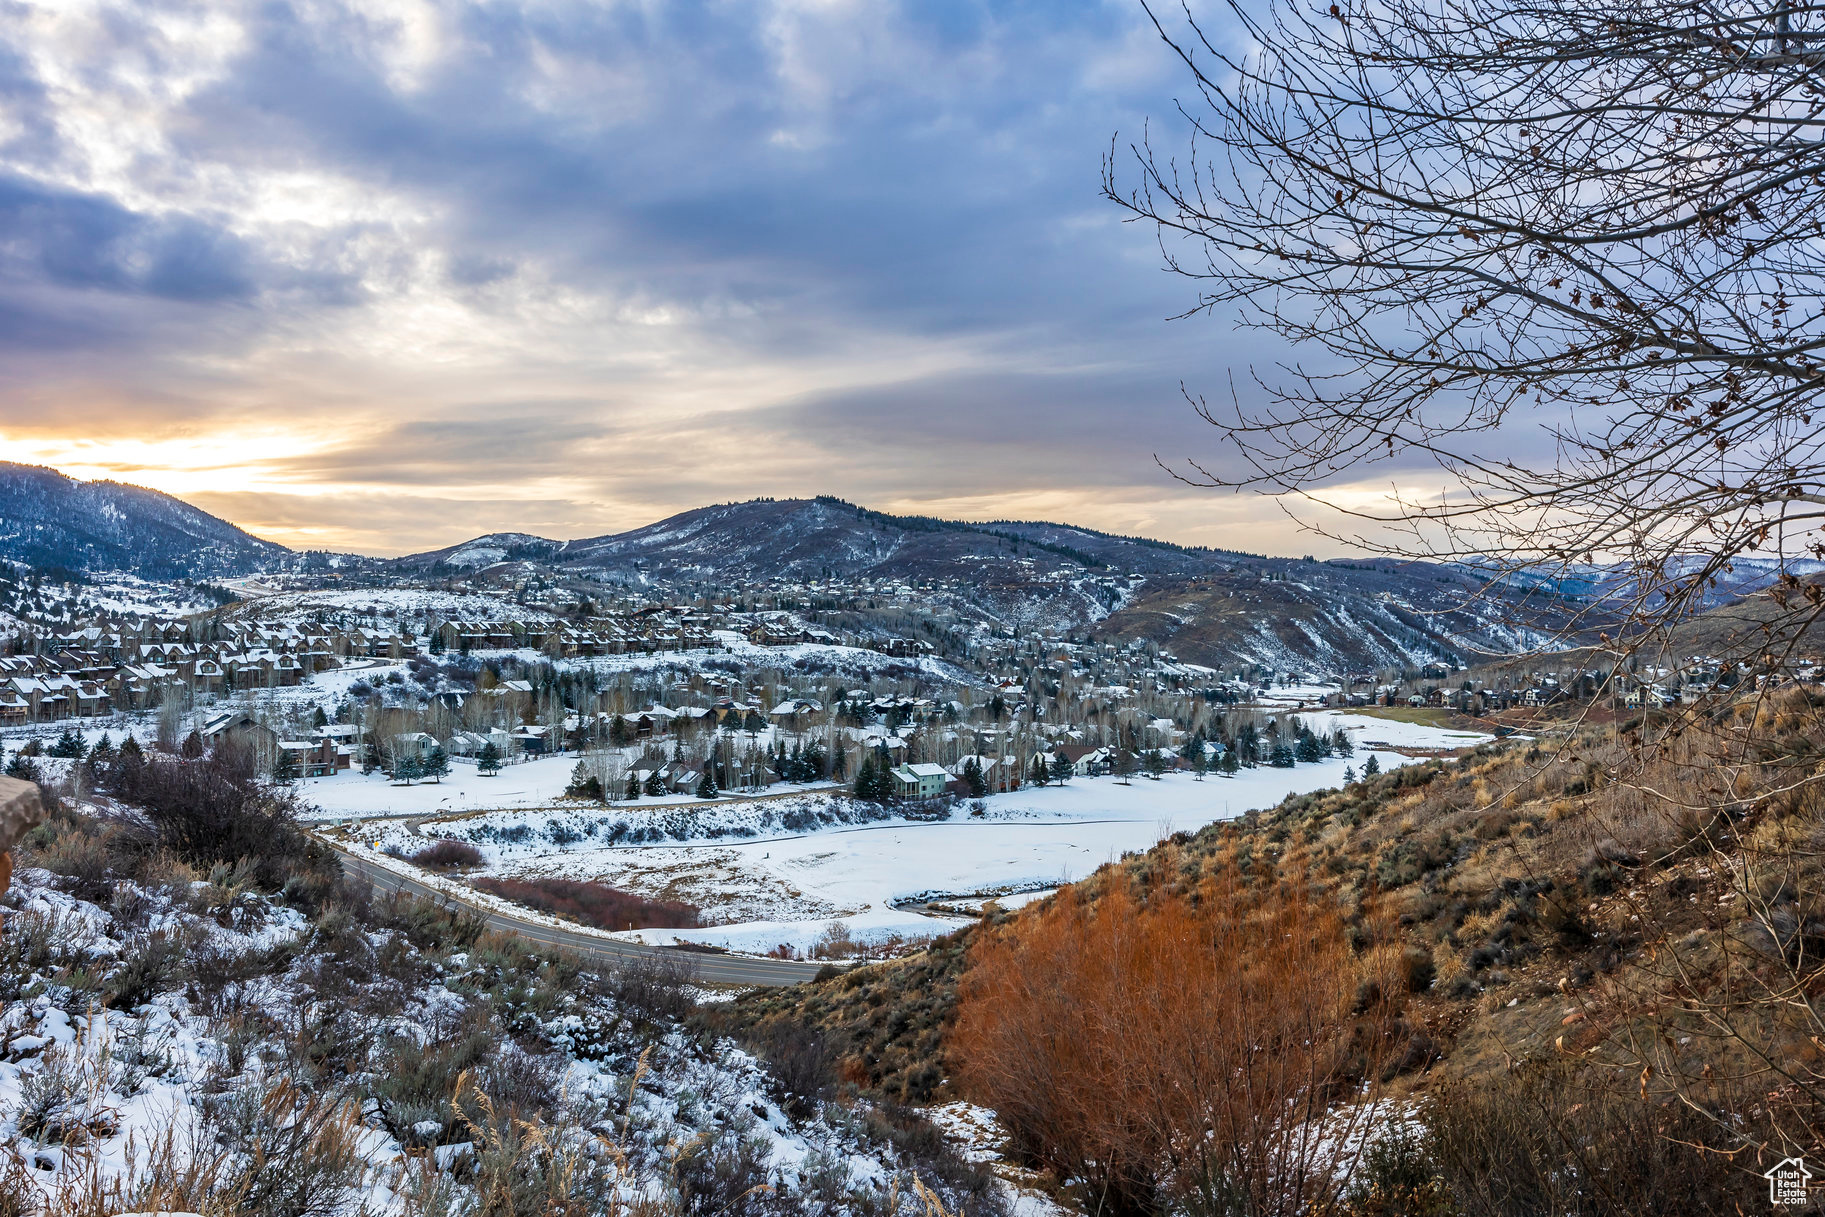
0, 0, 1367, 555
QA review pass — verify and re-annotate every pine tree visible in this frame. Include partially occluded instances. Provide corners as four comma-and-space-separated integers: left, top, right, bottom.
181, 730, 205, 760
1364, 754, 1381, 776
478, 740, 502, 776
1331, 728, 1354, 757
855, 756, 876, 801
566, 760, 594, 798
1218, 749, 1240, 777
393, 754, 423, 784
272, 749, 299, 785
644, 769, 666, 797
1295, 732, 1324, 763
625, 771, 642, 800
425, 746, 450, 783
1269, 741, 1296, 768
1029, 754, 1049, 787
696, 766, 718, 799
963, 757, 988, 798
1343, 765, 1357, 784
1050, 752, 1074, 784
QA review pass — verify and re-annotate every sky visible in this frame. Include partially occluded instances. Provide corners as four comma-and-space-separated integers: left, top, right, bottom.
0, 0, 1424, 557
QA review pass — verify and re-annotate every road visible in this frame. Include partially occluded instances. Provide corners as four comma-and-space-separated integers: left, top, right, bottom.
328, 844, 832, 987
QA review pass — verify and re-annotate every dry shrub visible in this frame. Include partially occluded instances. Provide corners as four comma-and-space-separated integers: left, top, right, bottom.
952, 877, 1380, 1217
472, 876, 699, 931
410, 839, 485, 869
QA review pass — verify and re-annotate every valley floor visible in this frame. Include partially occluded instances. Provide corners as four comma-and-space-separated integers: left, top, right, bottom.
327, 708, 1489, 956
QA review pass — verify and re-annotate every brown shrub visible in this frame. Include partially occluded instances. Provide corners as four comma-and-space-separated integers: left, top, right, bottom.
471, 876, 699, 931
410, 839, 484, 869
951, 877, 1383, 1216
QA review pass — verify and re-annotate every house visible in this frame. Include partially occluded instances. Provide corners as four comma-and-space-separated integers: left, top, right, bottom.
278, 737, 341, 778
768, 698, 822, 731
391, 732, 439, 763
200, 710, 279, 765
890, 762, 949, 800
1054, 743, 1105, 776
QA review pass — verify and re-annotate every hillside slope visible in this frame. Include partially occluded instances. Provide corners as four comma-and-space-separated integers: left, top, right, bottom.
0, 462, 287, 577
720, 695, 1824, 1212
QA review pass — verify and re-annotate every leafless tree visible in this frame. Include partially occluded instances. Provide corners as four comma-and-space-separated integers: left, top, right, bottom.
1107, 0, 1825, 651
1107, 0, 1825, 1171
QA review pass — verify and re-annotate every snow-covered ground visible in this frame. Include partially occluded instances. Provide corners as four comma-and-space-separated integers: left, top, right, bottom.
0, 855, 1036, 1216
336, 708, 1488, 957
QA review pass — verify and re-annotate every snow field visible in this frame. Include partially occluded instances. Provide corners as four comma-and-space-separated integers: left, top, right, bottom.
345, 706, 1488, 956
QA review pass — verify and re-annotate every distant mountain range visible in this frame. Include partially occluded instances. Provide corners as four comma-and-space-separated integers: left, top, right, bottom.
0, 461, 289, 578
0, 468, 1707, 670
393, 496, 1569, 670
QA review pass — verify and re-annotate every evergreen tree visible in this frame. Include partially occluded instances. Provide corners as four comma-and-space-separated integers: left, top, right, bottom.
50, 727, 85, 759
1343, 765, 1357, 784
1364, 754, 1381, 777
1331, 728, 1354, 757
1218, 749, 1241, 777
696, 766, 718, 799
566, 760, 595, 797
312, 706, 329, 729
119, 736, 143, 762
478, 740, 502, 776
1295, 731, 1324, 763
180, 730, 205, 760
1269, 740, 1296, 768
88, 733, 115, 764
1050, 752, 1074, 784
5, 752, 39, 783
393, 754, 423, 784
644, 769, 666, 797
625, 770, 642, 800
609, 715, 631, 747
425, 746, 450, 783
272, 749, 299, 785
854, 755, 876, 801
1029, 754, 1049, 787
963, 757, 988, 798
803, 739, 828, 780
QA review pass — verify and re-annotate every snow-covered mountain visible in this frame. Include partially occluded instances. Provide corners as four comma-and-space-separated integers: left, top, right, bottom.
416, 497, 1576, 670
0, 462, 288, 578
390, 531, 563, 572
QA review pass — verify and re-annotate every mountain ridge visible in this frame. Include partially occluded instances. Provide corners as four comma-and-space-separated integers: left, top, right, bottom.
0, 461, 289, 578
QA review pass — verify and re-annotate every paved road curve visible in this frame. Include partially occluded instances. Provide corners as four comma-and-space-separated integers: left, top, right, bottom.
328, 844, 831, 987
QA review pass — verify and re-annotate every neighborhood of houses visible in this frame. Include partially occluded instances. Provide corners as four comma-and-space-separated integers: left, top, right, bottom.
7, 575, 1822, 812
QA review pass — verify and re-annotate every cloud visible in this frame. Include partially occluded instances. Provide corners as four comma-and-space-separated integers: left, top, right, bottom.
0, 0, 1393, 555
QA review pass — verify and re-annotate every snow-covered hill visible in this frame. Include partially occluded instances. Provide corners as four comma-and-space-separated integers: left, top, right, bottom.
0, 462, 287, 578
